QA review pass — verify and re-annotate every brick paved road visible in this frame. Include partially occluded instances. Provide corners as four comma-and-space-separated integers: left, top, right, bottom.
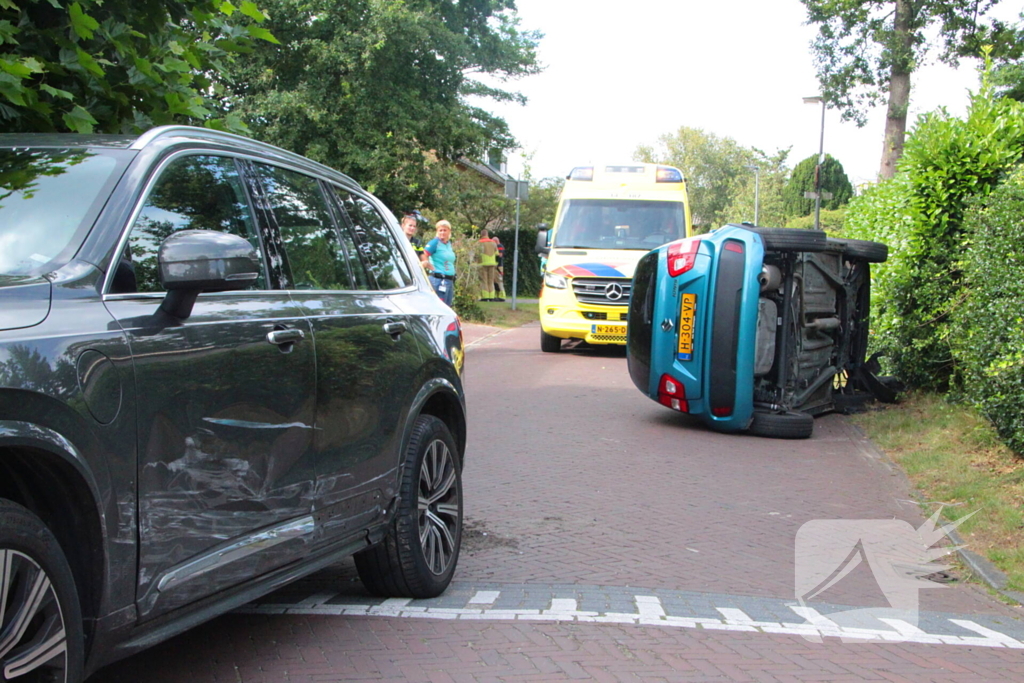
92, 323, 1024, 682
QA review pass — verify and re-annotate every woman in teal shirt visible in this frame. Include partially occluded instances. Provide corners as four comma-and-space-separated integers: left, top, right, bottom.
422, 219, 456, 306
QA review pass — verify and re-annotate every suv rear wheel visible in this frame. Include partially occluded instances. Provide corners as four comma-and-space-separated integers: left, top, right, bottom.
355, 415, 462, 598
0, 499, 84, 683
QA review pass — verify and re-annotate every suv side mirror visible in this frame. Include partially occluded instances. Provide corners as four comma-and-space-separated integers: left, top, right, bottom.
157, 230, 261, 319
535, 228, 550, 256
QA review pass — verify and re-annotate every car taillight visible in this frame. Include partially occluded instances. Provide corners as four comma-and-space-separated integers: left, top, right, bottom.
448, 319, 462, 347
667, 239, 701, 277
658, 373, 688, 413
711, 406, 733, 417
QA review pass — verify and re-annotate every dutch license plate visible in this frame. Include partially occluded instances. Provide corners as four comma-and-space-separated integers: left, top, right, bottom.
591, 324, 625, 335
677, 292, 697, 360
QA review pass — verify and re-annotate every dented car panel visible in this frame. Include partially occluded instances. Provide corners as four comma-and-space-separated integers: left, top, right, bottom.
0, 127, 466, 681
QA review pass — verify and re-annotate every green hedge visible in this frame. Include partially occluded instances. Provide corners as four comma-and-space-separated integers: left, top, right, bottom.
951, 168, 1024, 454
491, 226, 541, 298
844, 72, 1024, 389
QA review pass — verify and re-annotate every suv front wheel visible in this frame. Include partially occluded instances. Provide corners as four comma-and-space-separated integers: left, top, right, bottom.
0, 499, 84, 683
355, 415, 463, 598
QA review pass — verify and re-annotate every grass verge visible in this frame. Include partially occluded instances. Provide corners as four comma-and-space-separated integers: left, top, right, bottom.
850, 392, 1024, 592
471, 300, 539, 328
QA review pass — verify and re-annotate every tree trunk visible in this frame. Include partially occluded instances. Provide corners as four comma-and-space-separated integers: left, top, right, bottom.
879, 0, 913, 179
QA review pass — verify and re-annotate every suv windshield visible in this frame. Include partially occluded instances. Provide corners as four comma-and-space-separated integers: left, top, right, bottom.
0, 148, 126, 276
552, 199, 686, 250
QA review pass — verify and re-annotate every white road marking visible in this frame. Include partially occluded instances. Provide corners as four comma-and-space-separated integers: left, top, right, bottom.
236, 594, 1024, 649
468, 590, 501, 605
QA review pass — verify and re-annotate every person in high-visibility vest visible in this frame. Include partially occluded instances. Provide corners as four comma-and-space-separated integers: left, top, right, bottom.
477, 229, 499, 301
492, 235, 506, 302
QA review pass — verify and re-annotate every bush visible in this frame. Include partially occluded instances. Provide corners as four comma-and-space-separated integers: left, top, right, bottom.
491, 226, 541, 298
451, 236, 484, 320
844, 69, 1024, 389
785, 207, 847, 234
951, 167, 1024, 455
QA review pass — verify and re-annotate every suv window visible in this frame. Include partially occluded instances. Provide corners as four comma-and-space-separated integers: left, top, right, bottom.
253, 163, 358, 291
333, 189, 413, 290
125, 154, 266, 293
0, 149, 125, 276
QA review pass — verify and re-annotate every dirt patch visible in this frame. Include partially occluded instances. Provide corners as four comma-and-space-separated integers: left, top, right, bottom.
462, 519, 519, 551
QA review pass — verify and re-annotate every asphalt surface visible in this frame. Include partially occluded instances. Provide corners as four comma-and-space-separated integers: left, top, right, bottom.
92, 322, 1024, 682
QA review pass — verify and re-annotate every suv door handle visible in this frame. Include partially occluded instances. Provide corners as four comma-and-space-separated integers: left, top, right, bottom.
383, 321, 406, 339
266, 328, 306, 345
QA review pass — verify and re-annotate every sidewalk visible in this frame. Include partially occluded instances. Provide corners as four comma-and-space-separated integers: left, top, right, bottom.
461, 321, 505, 347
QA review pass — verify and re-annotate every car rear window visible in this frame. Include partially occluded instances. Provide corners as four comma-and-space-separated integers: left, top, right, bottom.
0, 149, 126, 276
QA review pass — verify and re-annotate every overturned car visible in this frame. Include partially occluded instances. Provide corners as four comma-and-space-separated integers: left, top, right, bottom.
626, 224, 897, 439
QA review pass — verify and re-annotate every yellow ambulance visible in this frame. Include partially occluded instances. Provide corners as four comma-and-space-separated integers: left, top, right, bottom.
536, 163, 692, 351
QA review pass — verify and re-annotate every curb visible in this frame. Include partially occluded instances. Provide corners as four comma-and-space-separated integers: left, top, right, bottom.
847, 421, 1023, 606
946, 528, 1024, 605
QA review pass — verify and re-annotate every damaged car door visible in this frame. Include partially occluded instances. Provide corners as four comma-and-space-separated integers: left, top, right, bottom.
104, 152, 317, 618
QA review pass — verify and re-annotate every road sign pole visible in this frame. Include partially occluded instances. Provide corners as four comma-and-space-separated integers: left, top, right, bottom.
512, 181, 521, 311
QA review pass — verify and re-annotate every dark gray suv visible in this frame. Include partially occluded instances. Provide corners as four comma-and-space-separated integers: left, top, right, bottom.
0, 127, 466, 682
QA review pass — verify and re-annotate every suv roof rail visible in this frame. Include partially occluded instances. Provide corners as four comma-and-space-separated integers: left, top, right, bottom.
131, 125, 361, 189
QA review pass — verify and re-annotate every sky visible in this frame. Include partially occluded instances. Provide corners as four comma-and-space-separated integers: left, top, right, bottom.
475, 0, 1020, 188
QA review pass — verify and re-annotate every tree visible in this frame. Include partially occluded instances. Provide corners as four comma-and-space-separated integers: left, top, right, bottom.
225, 0, 540, 212
782, 154, 854, 218
718, 149, 791, 228
801, 0, 1008, 179
0, 0, 275, 133
516, 175, 563, 232
635, 127, 757, 232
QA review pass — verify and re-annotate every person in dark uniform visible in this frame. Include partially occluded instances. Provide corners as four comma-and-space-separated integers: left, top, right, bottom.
401, 210, 425, 257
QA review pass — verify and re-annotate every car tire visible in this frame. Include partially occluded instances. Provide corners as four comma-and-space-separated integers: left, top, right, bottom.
540, 329, 561, 353
748, 410, 815, 439
0, 499, 84, 683
832, 238, 888, 263
355, 415, 462, 599
747, 227, 828, 252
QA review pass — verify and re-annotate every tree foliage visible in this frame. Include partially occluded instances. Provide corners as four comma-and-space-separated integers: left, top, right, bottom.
224, 0, 540, 212
801, 0, 1008, 177
718, 148, 791, 229
635, 127, 759, 232
1, 0, 275, 133
782, 153, 854, 217
844, 61, 1024, 389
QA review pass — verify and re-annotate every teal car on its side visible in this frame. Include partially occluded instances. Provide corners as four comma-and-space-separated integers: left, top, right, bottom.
626, 224, 894, 439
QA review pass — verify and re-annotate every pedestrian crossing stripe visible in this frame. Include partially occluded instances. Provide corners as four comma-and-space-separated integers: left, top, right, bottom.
237, 591, 1024, 649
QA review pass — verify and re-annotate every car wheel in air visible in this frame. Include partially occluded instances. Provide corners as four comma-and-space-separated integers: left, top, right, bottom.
832, 238, 888, 263
355, 415, 462, 598
540, 329, 561, 353
747, 227, 828, 252
0, 499, 84, 683
748, 410, 815, 439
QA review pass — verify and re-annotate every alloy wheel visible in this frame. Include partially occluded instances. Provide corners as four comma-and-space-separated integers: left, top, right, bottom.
0, 549, 68, 682
417, 439, 460, 575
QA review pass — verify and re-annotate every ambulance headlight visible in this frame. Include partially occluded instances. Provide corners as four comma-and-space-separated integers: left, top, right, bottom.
543, 272, 568, 289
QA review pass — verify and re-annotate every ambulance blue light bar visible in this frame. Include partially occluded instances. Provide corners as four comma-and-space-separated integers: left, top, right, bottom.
568, 166, 594, 181
656, 166, 684, 183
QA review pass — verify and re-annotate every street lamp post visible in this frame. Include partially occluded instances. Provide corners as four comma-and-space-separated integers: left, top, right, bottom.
803, 96, 826, 231
745, 164, 760, 226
